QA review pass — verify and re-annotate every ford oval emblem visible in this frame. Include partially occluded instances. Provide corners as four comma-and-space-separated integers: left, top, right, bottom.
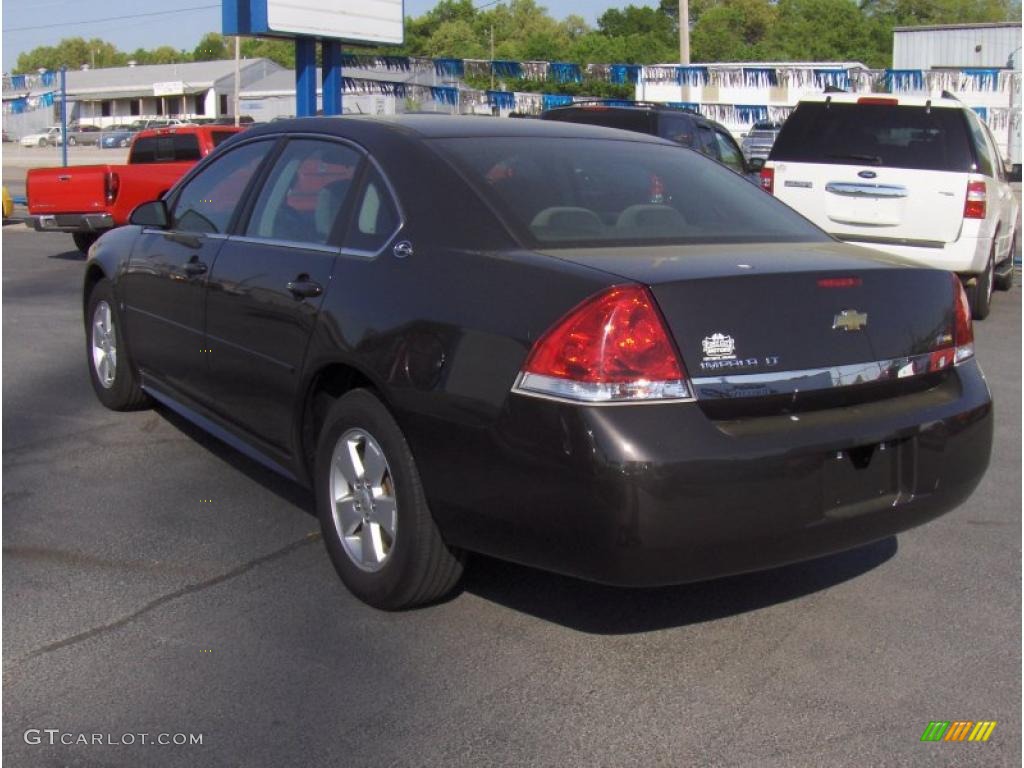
858, 170, 877, 179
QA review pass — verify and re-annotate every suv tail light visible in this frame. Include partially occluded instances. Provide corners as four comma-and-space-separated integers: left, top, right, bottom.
964, 180, 986, 219
515, 285, 692, 403
953, 276, 974, 364
759, 166, 774, 194
104, 170, 120, 205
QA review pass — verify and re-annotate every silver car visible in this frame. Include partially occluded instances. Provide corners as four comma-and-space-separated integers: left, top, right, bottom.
741, 120, 784, 163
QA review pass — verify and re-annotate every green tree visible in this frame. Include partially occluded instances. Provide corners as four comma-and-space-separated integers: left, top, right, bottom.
691, 0, 776, 61
194, 32, 230, 61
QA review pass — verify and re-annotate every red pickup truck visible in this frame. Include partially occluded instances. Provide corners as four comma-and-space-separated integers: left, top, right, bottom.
26, 125, 242, 252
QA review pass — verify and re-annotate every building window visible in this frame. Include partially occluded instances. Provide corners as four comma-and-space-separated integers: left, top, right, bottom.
194, 94, 205, 115
101, 100, 112, 117
165, 96, 181, 115
130, 99, 140, 116
219, 93, 228, 115
155, 99, 163, 116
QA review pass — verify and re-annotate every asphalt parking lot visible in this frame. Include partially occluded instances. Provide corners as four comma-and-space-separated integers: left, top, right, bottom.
1, 222, 1020, 765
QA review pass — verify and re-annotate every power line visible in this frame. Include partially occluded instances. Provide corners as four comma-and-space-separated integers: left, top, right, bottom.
3, 4, 218, 33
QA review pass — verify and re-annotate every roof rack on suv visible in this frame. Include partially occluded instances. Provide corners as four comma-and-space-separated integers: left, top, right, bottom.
560, 99, 700, 114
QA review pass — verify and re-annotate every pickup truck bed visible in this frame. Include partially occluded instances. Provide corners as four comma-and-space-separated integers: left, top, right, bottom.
26, 125, 241, 252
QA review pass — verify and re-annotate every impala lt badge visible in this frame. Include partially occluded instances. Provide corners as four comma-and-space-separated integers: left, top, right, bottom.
833, 309, 868, 332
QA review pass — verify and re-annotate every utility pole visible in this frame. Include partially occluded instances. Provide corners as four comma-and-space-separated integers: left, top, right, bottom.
678, 0, 690, 65
490, 25, 495, 89
233, 36, 241, 126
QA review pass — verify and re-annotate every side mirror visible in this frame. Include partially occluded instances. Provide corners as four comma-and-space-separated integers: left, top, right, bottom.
1008, 164, 1022, 183
747, 157, 765, 172
130, 199, 169, 228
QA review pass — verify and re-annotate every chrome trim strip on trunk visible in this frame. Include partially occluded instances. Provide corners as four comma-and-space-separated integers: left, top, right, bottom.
834, 233, 945, 249
691, 349, 957, 400
825, 182, 908, 198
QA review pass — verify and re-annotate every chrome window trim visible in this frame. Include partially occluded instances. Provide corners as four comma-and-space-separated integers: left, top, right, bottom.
510, 372, 697, 406
339, 152, 405, 260
225, 234, 341, 254
691, 349, 959, 400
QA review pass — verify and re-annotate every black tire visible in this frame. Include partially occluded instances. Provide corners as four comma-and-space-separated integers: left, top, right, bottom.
73, 232, 98, 253
38, 138, 48, 147
967, 248, 994, 320
68, 136, 77, 146
994, 230, 1017, 291
314, 389, 464, 610
85, 279, 149, 411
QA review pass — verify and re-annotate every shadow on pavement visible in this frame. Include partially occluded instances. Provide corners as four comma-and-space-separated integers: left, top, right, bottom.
47, 248, 86, 261
461, 536, 898, 634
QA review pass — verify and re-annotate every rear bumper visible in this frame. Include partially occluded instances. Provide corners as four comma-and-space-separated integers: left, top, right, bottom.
419, 361, 993, 587
838, 233, 990, 275
26, 213, 114, 234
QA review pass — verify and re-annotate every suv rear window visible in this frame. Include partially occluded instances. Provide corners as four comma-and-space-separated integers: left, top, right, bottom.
129, 134, 202, 164
770, 102, 974, 172
542, 108, 655, 136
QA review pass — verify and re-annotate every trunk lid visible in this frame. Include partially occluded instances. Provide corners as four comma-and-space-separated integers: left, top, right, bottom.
537, 241, 957, 410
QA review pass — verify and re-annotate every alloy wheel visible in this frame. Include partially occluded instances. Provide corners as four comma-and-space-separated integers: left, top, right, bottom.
91, 300, 117, 389
329, 428, 397, 571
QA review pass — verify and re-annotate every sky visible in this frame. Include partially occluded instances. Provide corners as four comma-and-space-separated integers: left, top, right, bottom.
1, 0, 659, 72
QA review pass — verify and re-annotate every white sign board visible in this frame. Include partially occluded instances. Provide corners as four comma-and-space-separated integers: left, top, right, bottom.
266, 0, 404, 45
153, 81, 185, 97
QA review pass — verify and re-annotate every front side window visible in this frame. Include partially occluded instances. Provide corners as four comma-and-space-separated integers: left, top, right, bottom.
434, 137, 827, 247
657, 115, 696, 147
245, 139, 361, 244
171, 140, 272, 234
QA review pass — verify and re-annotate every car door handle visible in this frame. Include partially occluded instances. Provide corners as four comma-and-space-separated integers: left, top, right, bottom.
287, 276, 322, 299
183, 260, 208, 276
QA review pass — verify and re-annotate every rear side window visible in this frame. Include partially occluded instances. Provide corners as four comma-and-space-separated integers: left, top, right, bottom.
130, 134, 202, 164
542, 108, 656, 136
713, 129, 745, 173
211, 131, 236, 147
770, 102, 974, 171
245, 139, 361, 244
964, 112, 994, 177
344, 168, 400, 253
657, 114, 696, 147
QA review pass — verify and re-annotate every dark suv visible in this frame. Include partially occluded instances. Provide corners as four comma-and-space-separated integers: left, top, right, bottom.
540, 102, 754, 177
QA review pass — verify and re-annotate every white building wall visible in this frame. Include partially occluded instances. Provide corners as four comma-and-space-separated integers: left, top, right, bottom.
894, 24, 1022, 69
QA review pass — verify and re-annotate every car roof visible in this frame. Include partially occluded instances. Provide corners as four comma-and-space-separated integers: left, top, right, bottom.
797, 93, 965, 109
242, 114, 677, 146
133, 125, 244, 139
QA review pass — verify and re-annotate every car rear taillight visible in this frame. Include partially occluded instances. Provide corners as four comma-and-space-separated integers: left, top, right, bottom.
857, 97, 898, 105
759, 166, 774, 194
516, 284, 692, 403
953, 276, 974, 364
964, 180, 986, 219
104, 171, 120, 205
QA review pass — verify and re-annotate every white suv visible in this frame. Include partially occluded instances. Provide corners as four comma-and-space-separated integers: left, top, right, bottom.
761, 94, 1019, 319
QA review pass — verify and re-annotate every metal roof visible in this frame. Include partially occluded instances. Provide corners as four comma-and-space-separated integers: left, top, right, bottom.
893, 21, 1022, 32
62, 58, 281, 97
241, 67, 448, 98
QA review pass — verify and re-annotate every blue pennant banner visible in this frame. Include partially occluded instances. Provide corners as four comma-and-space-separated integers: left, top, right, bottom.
549, 62, 582, 84
487, 90, 516, 110
736, 104, 770, 123
430, 86, 459, 106
491, 60, 523, 79
10, 74, 26, 90
676, 66, 709, 86
884, 69, 925, 92
610, 65, 641, 84
542, 93, 573, 110
813, 68, 850, 89
962, 68, 1000, 91
743, 68, 778, 87
433, 58, 464, 78
666, 101, 700, 111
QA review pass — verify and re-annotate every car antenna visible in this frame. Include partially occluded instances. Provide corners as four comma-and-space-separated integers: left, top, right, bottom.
824, 95, 832, 110
925, 98, 932, 114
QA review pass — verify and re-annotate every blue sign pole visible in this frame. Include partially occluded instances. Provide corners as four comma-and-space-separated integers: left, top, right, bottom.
60, 66, 67, 167
322, 40, 343, 116
295, 37, 317, 117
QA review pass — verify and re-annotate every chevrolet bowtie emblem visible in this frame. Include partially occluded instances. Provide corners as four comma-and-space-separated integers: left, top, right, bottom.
833, 309, 868, 331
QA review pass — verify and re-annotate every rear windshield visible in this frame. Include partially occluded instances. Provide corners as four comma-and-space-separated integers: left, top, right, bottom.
211, 130, 236, 147
129, 134, 202, 164
433, 137, 827, 248
542, 108, 656, 136
770, 102, 973, 171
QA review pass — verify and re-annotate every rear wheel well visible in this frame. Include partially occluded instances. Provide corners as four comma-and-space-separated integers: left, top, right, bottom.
301, 363, 380, 473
